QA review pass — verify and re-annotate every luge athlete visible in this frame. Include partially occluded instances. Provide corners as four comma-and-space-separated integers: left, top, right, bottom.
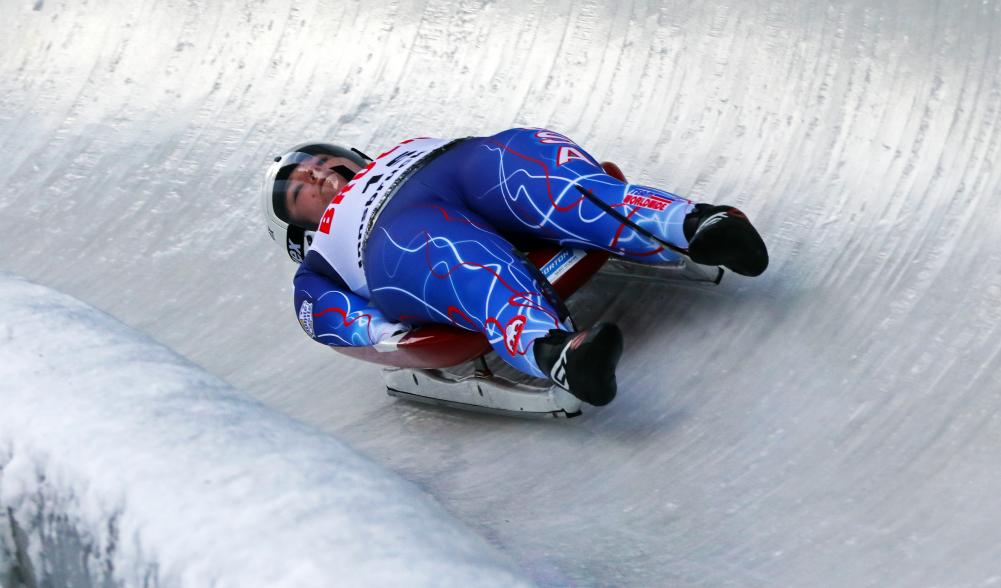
262, 128, 768, 406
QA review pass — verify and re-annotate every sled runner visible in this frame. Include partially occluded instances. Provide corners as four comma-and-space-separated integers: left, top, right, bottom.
334, 162, 723, 417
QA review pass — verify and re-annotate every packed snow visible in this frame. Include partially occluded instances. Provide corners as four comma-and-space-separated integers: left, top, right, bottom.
0, 274, 528, 588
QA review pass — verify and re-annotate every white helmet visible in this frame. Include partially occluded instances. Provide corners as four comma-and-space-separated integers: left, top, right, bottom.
261, 142, 370, 263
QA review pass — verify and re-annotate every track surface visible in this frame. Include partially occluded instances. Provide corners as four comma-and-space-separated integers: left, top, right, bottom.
3, 1, 1001, 585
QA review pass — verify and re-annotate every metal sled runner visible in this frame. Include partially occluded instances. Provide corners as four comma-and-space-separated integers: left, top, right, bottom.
384, 358, 586, 418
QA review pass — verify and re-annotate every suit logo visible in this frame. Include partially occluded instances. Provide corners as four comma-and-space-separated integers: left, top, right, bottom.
504, 315, 527, 355
298, 300, 315, 338
550, 344, 570, 389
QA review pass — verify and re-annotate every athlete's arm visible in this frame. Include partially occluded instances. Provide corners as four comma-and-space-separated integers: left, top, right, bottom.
292, 260, 408, 348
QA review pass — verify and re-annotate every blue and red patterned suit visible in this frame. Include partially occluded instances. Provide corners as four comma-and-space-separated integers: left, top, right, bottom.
294, 128, 694, 377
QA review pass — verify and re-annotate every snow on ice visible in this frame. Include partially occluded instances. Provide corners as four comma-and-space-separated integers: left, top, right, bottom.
0, 273, 529, 588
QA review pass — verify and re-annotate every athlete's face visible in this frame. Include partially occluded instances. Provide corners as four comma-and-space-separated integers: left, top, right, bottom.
284, 155, 361, 228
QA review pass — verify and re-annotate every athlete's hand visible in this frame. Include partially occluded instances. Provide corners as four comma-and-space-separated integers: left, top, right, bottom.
372, 323, 411, 352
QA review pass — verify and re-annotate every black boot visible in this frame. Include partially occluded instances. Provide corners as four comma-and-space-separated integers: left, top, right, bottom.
532, 323, 623, 406
683, 204, 769, 277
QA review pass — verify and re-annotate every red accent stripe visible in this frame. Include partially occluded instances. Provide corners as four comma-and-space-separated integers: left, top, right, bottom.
489, 141, 584, 212
313, 306, 378, 342
446, 305, 478, 329
422, 232, 561, 328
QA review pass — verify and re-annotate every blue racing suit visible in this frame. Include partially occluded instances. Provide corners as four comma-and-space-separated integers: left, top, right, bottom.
293, 128, 695, 377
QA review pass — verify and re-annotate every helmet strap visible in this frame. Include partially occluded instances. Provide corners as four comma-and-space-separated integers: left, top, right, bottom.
331, 164, 358, 182
286, 226, 307, 263
351, 147, 374, 162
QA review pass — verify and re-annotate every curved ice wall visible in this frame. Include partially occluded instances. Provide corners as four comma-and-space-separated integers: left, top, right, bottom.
3, 0, 1001, 585
0, 274, 529, 587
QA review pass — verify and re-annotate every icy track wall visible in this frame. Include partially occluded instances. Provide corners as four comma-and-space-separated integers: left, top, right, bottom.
3, 0, 1001, 586
0, 275, 528, 588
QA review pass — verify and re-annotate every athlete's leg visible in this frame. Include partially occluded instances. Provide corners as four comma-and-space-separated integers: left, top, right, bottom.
428, 128, 690, 263
364, 200, 565, 378
430, 128, 767, 276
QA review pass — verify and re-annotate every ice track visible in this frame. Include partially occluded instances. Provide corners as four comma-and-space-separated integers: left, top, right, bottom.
3, 0, 1001, 585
